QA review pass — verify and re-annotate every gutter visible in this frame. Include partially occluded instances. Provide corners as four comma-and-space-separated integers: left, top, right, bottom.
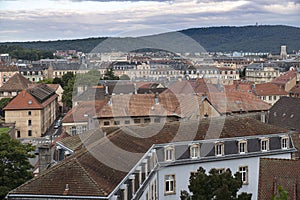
6, 194, 108, 199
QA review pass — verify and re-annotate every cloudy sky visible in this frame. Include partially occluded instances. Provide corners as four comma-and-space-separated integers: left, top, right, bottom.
0, 0, 299, 42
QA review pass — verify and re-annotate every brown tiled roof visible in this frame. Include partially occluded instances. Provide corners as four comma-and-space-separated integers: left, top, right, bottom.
9, 116, 288, 198
4, 84, 58, 110
0, 65, 18, 72
254, 83, 288, 96
268, 97, 300, 131
62, 100, 108, 123
0, 73, 31, 92
258, 158, 300, 200
290, 82, 300, 95
209, 90, 271, 113
271, 70, 297, 85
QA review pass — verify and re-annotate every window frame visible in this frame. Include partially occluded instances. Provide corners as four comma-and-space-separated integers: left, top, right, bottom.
189, 144, 200, 159
215, 142, 224, 156
239, 166, 249, 185
164, 174, 176, 195
164, 146, 175, 162
28, 130, 32, 137
261, 138, 269, 151
281, 136, 289, 149
28, 120, 32, 126
238, 140, 248, 154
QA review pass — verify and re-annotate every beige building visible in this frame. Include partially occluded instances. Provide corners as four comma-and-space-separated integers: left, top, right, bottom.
246, 64, 280, 83
4, 84, 58, 138
0, 65, 19, 87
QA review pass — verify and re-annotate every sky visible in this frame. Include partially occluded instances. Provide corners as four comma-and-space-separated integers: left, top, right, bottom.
0, 0, 299, 42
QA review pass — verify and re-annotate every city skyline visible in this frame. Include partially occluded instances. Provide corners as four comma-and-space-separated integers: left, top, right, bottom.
0, 0, 300, 42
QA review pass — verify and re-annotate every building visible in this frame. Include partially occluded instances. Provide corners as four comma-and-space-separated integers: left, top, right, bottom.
0, 65, 19, 87
253, 83, 288, 105
258, 158, 300, 200
0, 73, 32, 98
4, 84, 58, 138
245, 63, 280, 83
19, 65, 45, 82
280, 45, 287, 60
7, 116, 296, 200
268, 96, 300, 132
290, 82, 300, 98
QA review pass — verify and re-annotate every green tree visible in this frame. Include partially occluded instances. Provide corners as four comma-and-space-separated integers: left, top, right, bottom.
0, 132, 35, 199
120, 74, 130, 80
181, 167, 252, 200
103, 68, 119, 80
74, 69, 101, 87
37, 78, 53, 84
61, 72, 75, 88
272, 185, 288, 200
0, 98, 11, 117
62, 76, 76, 108
52, 77, 62, 85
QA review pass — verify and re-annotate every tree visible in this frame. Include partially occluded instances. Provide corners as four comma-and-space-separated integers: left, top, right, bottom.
181, 167, 252, 200
272, 185, 288, 200
37, 78, 53, 84
120, 74, 130, 80
62, 76, 76, 109
61, 72, 75, 88
103, 68, 119, 80
0, 98, 11, 117
74, 69, 101, 87
52, 77, 62, 85
0, 131, 35, 199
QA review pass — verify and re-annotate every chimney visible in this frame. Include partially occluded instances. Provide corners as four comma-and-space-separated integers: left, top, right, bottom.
63, 184, 69, 195
38, 144, 52, 174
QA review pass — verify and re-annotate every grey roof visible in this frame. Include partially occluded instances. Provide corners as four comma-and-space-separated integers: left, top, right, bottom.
28, 84, 56, 102
268, 96, 300, 131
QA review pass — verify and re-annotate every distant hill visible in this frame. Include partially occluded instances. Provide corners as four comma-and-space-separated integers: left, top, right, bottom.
1, 25, 300, 54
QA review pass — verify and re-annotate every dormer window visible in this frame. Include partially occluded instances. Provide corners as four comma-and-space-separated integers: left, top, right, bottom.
215, 142, 224, 156
281, 136, 289, 149
190, 144, 200, 159
164, 146, 175, 162
261, 138, 269, 151
238, 140, 247, 154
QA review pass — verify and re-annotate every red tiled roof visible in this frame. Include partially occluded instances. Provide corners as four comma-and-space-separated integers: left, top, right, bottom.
254, 83, 288, 96
4, 85, 58, 110
10, 116, 288, 198
4, 90, 44, 110
290, 82, 300, 94
271, 70, 297, 85
258, 158, 300, 200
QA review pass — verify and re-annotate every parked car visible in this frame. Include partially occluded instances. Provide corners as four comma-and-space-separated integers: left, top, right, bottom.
54, 120, 61, 129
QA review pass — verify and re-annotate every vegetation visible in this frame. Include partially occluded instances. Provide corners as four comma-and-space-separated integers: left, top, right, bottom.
103, 68, 119, 80
0, 132, 35, 199
0, 98, 11, 117
272, 185, 288, 200
0, 45, 53, 61
180, 167, 252, 200
1, 26, 299, 53
119, 74, 130, 80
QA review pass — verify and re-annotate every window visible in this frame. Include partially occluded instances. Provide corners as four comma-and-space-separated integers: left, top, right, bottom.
238, 140, 247, 154
215, 142, 224, 156
114, 120, 120, 125
17, 131, 21, 138
28, 111, 31, 116
281, 136, 289, 149
269, 96, 272, 101
124, 120, 130, 125
134, 119, 141, 124
103, 121, 110, 126
144, 118, 151, 123
28, 120, 32, 126
164, 146, 175, 161
239, 166, 248, 184
261, 138, 269, 151
190, 144, 200, 159
164, 175, 175, 194
28, 130, 32, 137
